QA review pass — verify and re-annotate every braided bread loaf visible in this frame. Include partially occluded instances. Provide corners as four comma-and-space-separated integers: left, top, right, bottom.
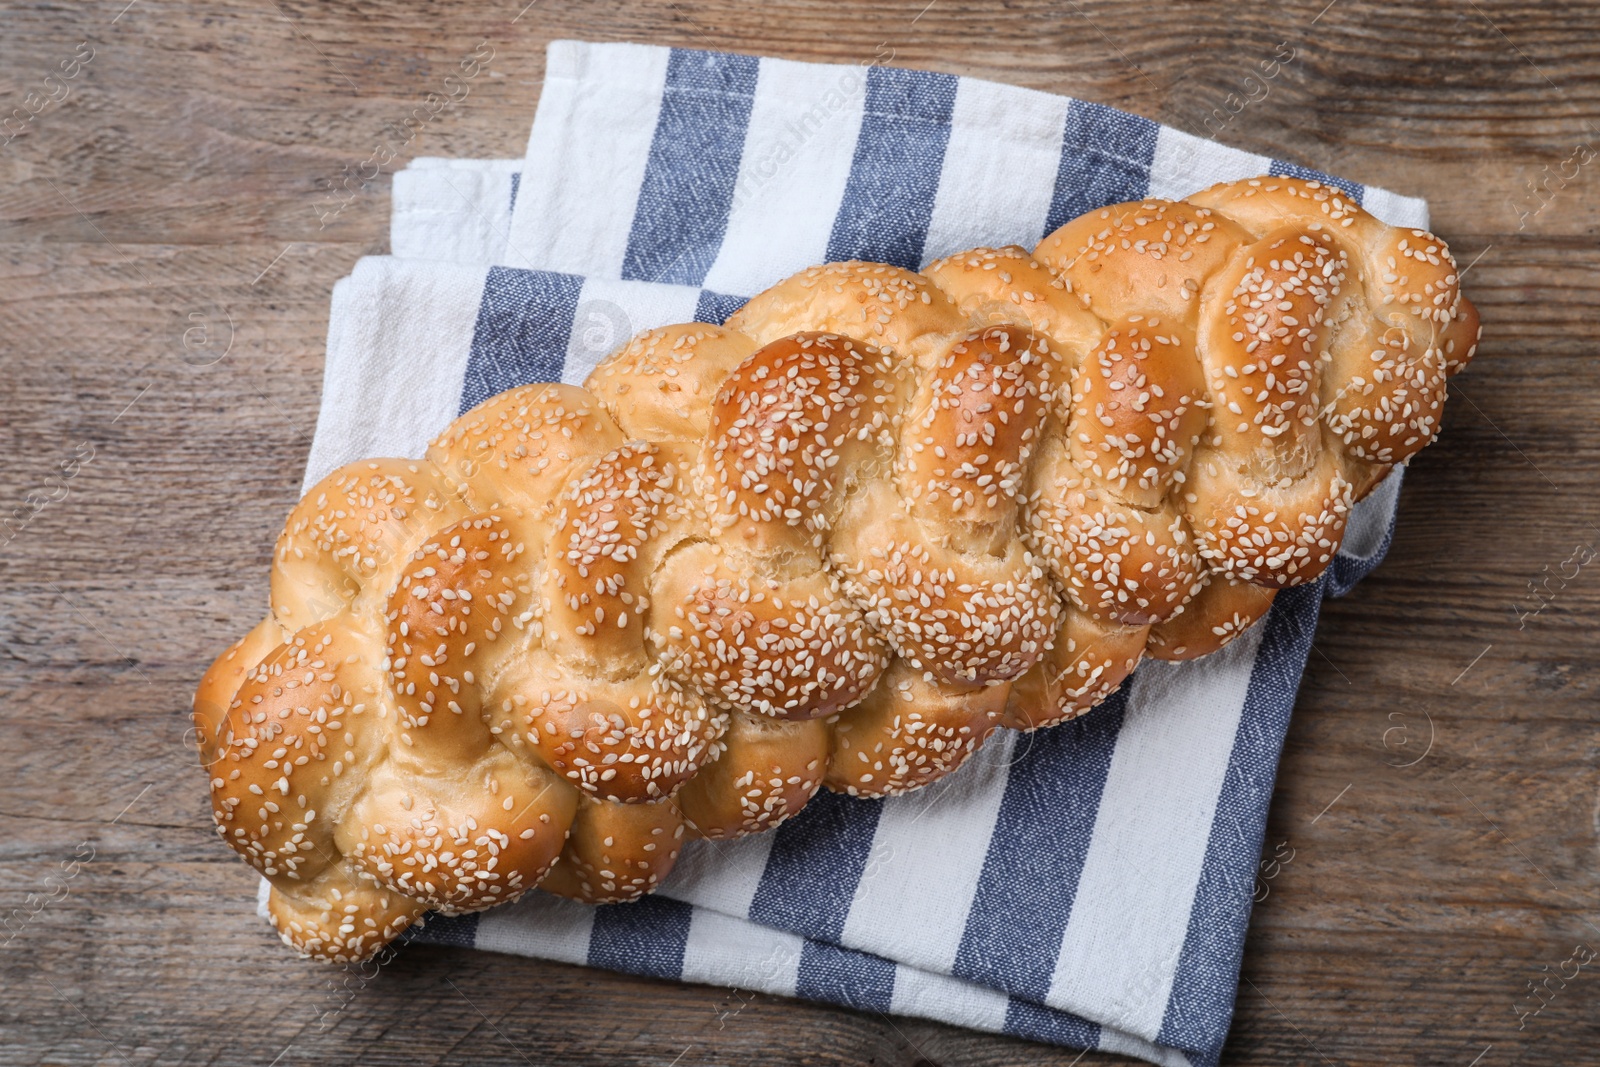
194, 177, 1478, 961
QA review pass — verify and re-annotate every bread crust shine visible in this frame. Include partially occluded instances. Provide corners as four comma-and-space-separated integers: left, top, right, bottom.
195, 177, 1479, 961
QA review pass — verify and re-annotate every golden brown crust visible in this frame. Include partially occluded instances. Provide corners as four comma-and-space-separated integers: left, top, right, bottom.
425, 382, 626, 512
586, 324, 761, 443
199, 176, 1477, 961
209, 621, 388, 885
194, 617, 288, 768
271, 460, 469, 629
1145, 573, 1279, 662
538, 794, 686, 903
650, 539, 888, 721
725, 260, 967, 365
341, 748, 577, 912
1002, 608, 1148, 729
266, 865, 426, 964
923, 245, 1103, 359
1035, 199, 1253, 327
823, 659, 1005, 796
675, 712, 829, 838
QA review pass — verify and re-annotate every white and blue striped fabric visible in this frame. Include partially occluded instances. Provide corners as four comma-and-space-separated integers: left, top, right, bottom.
291, 41, 1425, 1065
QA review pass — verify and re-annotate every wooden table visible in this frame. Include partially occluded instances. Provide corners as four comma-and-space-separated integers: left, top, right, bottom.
3, 2, 1596, 1063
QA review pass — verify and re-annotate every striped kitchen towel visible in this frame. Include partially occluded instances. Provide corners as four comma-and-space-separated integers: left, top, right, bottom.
294, 42, 1425, 1066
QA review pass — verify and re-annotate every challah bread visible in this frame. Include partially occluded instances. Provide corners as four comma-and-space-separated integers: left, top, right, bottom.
195, 177, 1479, 961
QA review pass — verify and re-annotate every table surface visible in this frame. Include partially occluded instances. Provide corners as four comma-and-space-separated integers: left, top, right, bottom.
3, 1, 1597, 1064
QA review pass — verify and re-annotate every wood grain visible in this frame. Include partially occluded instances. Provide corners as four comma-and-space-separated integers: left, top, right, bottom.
2, 1, 1598, 1064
